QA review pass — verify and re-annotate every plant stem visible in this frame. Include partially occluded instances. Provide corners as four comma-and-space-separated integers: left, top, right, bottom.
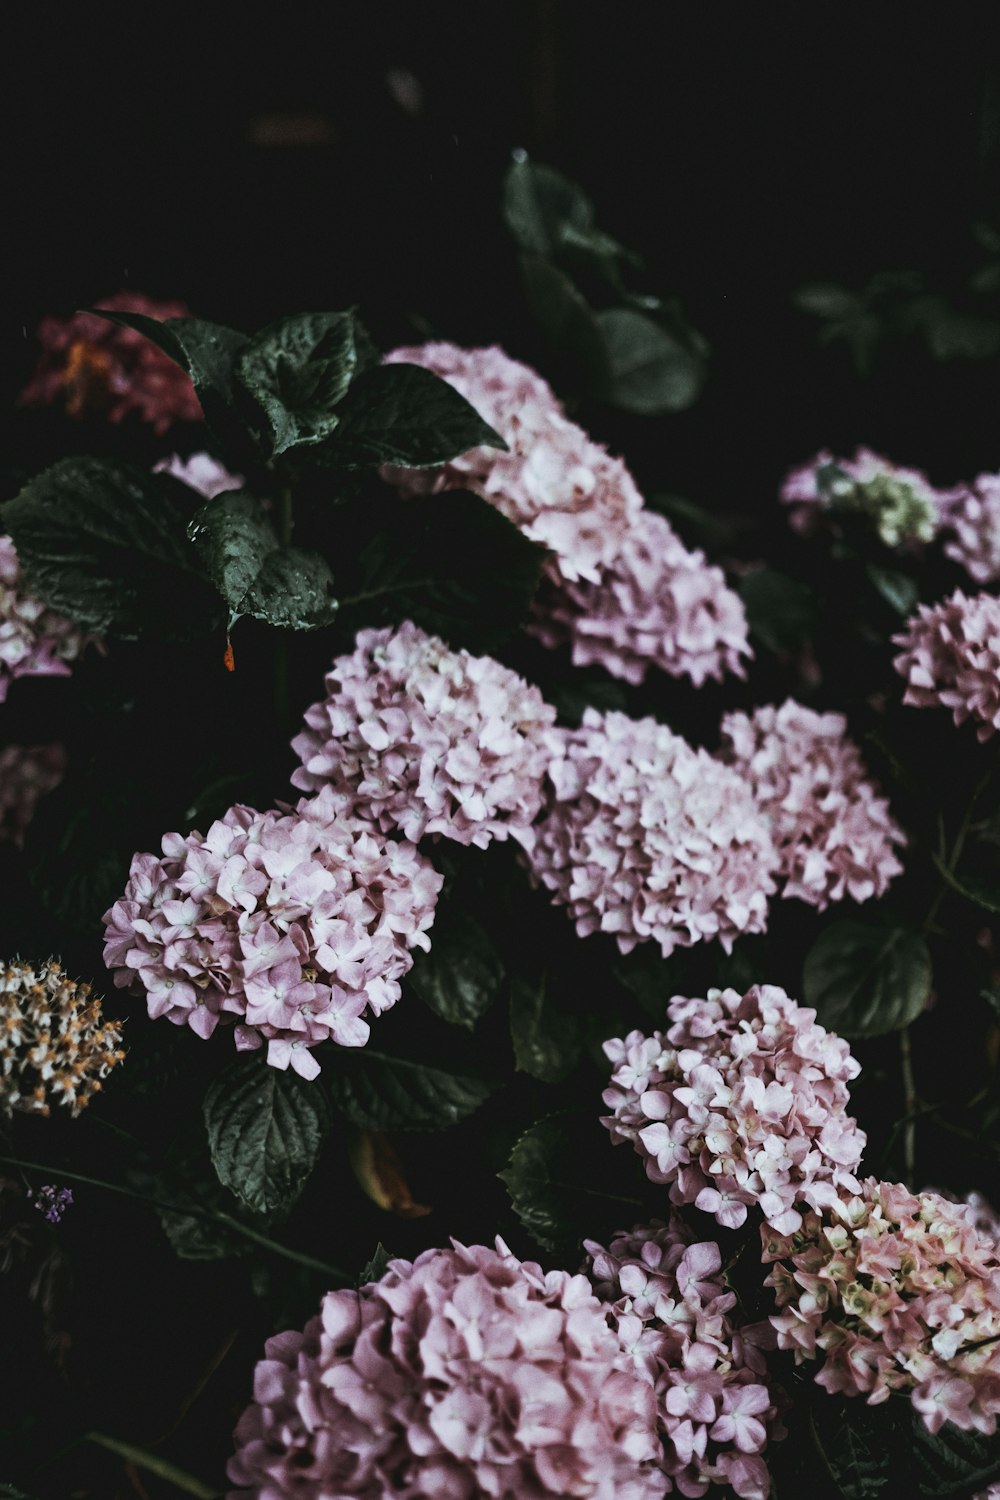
84, 1432, 218, 1499
0, 1154, 349, 1281
899, 1026, 917, 1186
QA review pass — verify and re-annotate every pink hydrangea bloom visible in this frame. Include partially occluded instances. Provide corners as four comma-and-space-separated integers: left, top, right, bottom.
0, 536, 92, 703
602, 984, 866, 1236
585, 1220, 783, 1500
383, 342, 641, 585
20, 290, 202, 434
102, 787, 442, 1078
529, 508, 751, 688
153, 452, 243, 499
762, 1178, 1000, 1437
893, 590, 1000, 742
939, 472, 1000, 585
780, 447, 947, 547
718, 700, 905, 909
527, 710, 779, 957
228, 1238, 663, 1500
291, 621, 557, 850
0, 744, 66, 847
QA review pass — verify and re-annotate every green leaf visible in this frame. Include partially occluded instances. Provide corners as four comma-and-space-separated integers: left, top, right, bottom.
356, 1242, 394, 1287
518, 255, 609, 389
737, 567, 818, 654
188, 491, 338, 629
237, 311, 360, 456
317, 363, 506, 469
509, 974, 579, 1083
499, 1112, 646, 1256
910, 1412, 1000, 1497
794, 282, 863, 319
595, 307, 705, 414
240, 546, 338, 630
87, 309, 250, 448
807, 1395, 893, 1499
866, 564, 919, 617
327, 1049, 494, 1132
407, 911, 503, 1029
204, 1056, 332, 1216
1, 457, 216, 639
803, 923, 932, 1038
346, 490, 544, 653
502, 151, 595, 257
930, 850, 1000, 915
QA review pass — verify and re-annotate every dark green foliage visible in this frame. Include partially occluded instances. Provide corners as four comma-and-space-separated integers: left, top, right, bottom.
408, 910, 504, 1029
204, 1056, 333, 1215
803, 923, 933, 1037
326, 1048, 495, 1132
236, 311, 361, 456
1, 458, 218, 639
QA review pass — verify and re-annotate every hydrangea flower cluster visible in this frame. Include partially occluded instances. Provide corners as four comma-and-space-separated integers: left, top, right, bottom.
384, 342, 641, 583
781, 448, 946, 547
228, 1238, 663, 1500
939, 471, 1000, 586
102, 787, 441, 1079
384, 344, 750, 689
602, 985, 866, 1235
530, 508, 751, 688
0, 743, 66, 847
584, 1220, 783, 1500
893, 589, 1000, 741
528, 710, 779, 957
762, 1178, 1000, 1436
20, 290, 202, 433
291, 621, 558, 850
153, 451, 243, 499
0, 536, 92, 702
0, 959, 125, 1118
718, 700, 905, 909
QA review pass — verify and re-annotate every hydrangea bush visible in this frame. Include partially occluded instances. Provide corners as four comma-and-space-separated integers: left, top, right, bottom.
2, 158, 999, 1500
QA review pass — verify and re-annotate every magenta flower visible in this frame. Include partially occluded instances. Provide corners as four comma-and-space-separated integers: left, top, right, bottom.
0, 743, 66, 847
382, 342, 641, 585
718, 699, 905, 909
527, 710, 779, 958
153, 452, 243, 498
0, 537, 93, 703
228, 1238, 664, 1500
893, 589, 1000, 741
530, 508, 751, 688
939, 471, 1000, 586
20, 290, 202, 434
780, 447, 947, 547
102, 787, 442, 1076
585, 1221, 783, 1500
291, 621, 558, 850
602, 984, 866, 1235
763, 1178, 1000, 1437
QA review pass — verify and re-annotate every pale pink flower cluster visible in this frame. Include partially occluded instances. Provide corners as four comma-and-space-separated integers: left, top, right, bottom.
939, 472, 1000, 585
384, 343, 640, 584
291, 621, 557, 850
102, 787, 441, 1079
0, 536, 92, 703
762, 1178, 1000, 1437
0, 744, 66, 847
718, 700, 905, 909
228, 1238, 663, 1500
585, 1220, 782, 1500
602, 985, 865, 1236
530, 508, 751, 688
383, 344, 749, 688
527, 711, 779, 958
153, 451, 243, 499
20, 290, 202, 434
780, 447, 946, 547
893, 590, 1000, 742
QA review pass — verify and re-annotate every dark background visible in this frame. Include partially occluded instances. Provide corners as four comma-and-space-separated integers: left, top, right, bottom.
3, 8, 999, 1497
6, 4, 1000, 500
